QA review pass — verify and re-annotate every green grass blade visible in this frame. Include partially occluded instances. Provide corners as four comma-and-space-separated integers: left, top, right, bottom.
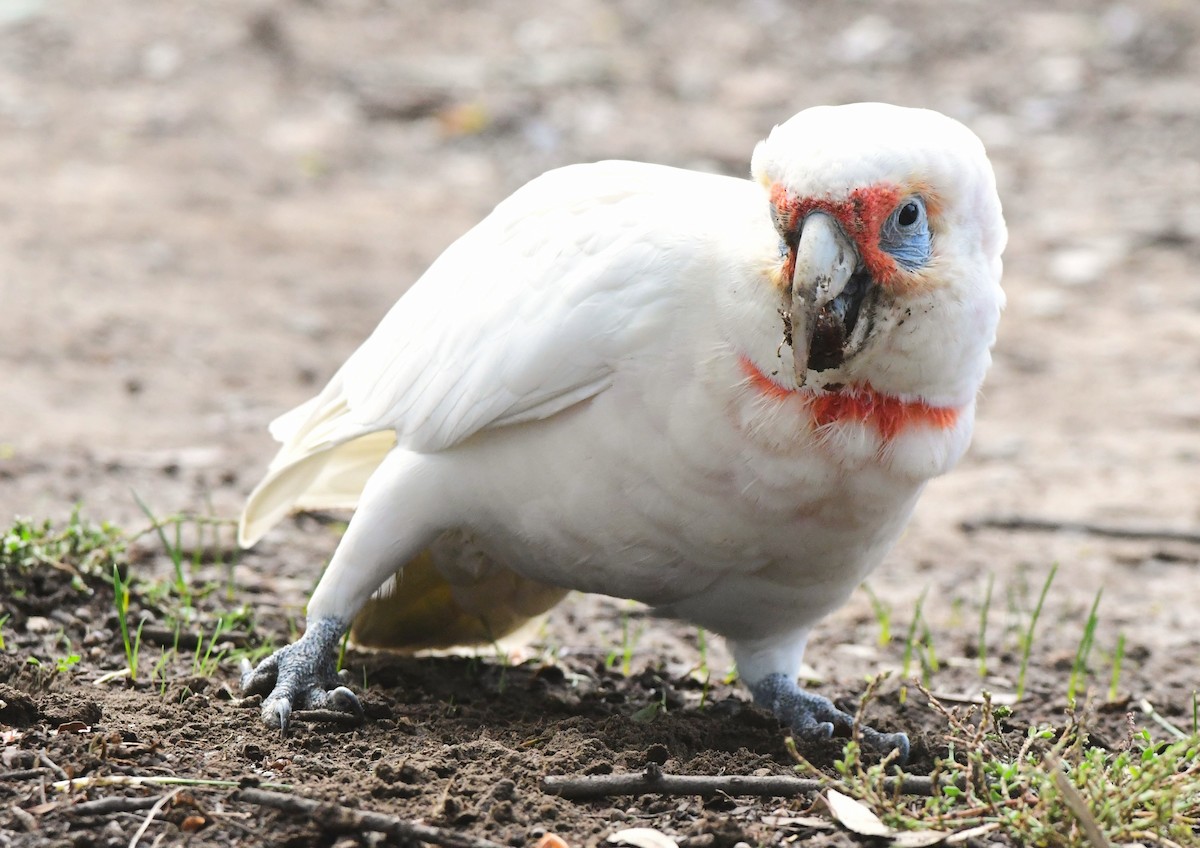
1108, 632, 1125, 702
862, 583, 892, 646
130, 490, 188, 598
1067, 588, 1102, 707
1017, 563, 1057, 701
978, 572, 993, 678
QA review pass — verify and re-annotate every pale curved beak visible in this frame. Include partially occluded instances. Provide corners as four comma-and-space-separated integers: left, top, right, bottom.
789, 212, 860, 385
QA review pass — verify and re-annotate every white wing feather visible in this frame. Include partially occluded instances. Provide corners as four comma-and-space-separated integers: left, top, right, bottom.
240, 161, 751, 545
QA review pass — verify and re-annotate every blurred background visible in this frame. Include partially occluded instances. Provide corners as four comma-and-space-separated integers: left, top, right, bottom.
1, 0, 1197, 691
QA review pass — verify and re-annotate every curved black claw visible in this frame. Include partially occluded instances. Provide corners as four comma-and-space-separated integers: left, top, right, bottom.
240, 616, 360, 732
750, 673, 910, 763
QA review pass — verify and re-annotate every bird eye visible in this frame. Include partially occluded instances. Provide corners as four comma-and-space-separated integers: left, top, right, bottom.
880, 196, 931, 270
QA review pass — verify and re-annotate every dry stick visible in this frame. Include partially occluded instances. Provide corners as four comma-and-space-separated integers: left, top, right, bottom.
540, 765, 944, 801
9, 804, 38, 832
0, 768, 50, 782
289, 708, 365, 727
38, 753, 69, 781
236, 787, 508, 848
960, 516, 1200, 546
68, 796, 163, 816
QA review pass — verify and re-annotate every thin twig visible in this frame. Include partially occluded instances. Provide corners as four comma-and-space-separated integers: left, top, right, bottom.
51, 774, 291, 793
68, 796, 162, 816
128, 788, 181, 848
0, 768, 50, 782
290, 708, 365, 727
235, 787, 507, 848
38, 753, 69, 781
540, 764, 945, 800
9, 804, 38, 832
960, 516, 1200, 546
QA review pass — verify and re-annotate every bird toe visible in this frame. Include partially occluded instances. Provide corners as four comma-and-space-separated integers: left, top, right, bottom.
865, 729, 910, 764
240, 654, 278, 697
262, 696, 291, 733
328, 686, 364, 719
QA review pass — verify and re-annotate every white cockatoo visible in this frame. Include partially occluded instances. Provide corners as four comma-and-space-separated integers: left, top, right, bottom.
239, 103, 1006, 759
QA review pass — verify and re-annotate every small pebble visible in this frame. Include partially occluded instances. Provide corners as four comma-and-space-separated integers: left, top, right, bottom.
25, 616, 53, 633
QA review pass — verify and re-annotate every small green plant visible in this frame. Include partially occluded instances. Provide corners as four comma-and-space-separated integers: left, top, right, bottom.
1, 509, 124, 576
834, 687, 1200, 846
337, 628, 352, 673
620, 610, 638, 676
1107, 631, 1125, 702
0, 612, 8, 650
977, 572, 993, 678
1066, 588, 1102, 707
1016, 563, 1057, 700
695, 627, 711, 708
131, 491, 191, 605
55, 653, 81, 673
605, 604, 643, 676
861, 583, 892, 646
152, 647, 175, 696
111, 563, 145, 680
631, 687, 668, 723
192, 616, 232, 677
898, 587, 929, 703
488, 636, 513, 695
919, 619, 939, 684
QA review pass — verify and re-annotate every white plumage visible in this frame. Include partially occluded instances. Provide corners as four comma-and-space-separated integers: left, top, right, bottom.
240, 103, 1006, 753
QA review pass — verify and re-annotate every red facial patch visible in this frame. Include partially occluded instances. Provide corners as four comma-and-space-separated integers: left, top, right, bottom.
770, 182, 907, 284
739, 356, 958, 441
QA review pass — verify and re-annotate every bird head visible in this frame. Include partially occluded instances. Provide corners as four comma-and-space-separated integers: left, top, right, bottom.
750, 103, 1006, 405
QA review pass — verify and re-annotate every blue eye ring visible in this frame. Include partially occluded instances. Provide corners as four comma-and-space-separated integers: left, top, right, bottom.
880, 196, 931, 270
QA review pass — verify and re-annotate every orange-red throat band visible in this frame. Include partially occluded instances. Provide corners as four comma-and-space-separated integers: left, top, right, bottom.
739, 356, 959, 441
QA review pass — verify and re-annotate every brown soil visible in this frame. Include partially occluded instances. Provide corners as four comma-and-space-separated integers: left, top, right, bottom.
2, 1, 1199, 846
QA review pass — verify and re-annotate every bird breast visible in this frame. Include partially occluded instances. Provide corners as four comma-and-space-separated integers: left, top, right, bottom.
436, 344, 934, 639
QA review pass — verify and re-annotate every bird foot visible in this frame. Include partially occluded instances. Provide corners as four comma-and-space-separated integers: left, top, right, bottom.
239, 616, 363, 732
750, 672, 909, 763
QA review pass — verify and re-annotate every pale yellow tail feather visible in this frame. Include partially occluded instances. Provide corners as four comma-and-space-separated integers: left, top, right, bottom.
238, 430, 397, 548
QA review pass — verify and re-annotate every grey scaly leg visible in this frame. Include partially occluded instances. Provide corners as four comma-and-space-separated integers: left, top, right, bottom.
750, 672, 910, 763
240, 616, 363, 732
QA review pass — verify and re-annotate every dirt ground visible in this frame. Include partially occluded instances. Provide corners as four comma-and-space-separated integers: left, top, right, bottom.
2, 1, 1199, 846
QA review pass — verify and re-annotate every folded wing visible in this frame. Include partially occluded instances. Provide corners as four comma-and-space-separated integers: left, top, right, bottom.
239, 161, 728, 546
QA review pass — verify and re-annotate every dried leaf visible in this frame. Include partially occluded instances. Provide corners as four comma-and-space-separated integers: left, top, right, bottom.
760, 814, 836, 830
928, 690, 1018, 706
944, 823, 1000, 844
607, 827, 679, 848
824, 789, 891, 837
824, 789, 948, 847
